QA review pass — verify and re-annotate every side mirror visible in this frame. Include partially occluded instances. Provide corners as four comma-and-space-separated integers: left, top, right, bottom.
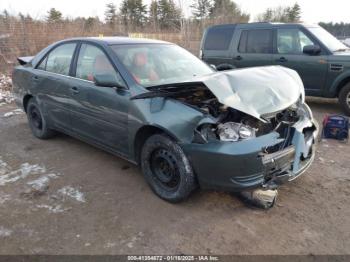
94, 73, 124, 89
303, 45, 321, 56
210, 64, 217, 71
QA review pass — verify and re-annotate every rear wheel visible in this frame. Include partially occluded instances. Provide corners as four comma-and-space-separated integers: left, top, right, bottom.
26, 98, 56, 139
339, 83, 350, 116
141, 134, 197, 203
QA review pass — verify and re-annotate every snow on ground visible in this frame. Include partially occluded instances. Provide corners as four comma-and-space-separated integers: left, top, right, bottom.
57, 186, 86, 203
0, 156, 86, 214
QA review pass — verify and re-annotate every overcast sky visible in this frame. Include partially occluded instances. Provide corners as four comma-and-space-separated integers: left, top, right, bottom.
1, 0, 350, 23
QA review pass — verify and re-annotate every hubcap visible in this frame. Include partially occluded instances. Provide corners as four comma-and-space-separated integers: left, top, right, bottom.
150, 148, 180, 190
347, 92, 350, 106
30, 107, 43, 130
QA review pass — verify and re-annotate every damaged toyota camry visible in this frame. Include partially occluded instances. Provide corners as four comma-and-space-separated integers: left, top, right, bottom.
12, 37, 318, 203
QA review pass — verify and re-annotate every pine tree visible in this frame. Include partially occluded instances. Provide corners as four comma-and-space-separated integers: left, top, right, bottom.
209, 0, 249, 22
190, 0, 212, 20
46, 8, 63, 23
105, 3, 117, 28
120, 0, 147, 30
287, 3, 301, 22
157, 0, 182, 29
149, 0, 159, 30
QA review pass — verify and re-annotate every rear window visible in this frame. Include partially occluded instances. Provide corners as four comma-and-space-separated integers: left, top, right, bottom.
204, 27, 235, 50
238, 29, 272, 54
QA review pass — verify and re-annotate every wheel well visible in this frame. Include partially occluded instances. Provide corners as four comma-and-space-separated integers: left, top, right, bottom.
337, 77, 350, 97
134, 125, 176, 164
23, 94, 33, 112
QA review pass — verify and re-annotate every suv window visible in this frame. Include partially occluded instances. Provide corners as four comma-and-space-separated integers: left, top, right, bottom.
76, 44, 125, 87
38, 43, 76, 75
204, 27, 235, 50
238, 29, 272, 54
277, 28, 315, 54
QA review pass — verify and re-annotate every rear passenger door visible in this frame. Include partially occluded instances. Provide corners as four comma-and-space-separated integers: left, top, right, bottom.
232, 29, 273, 68
201, 26, 236, 70
34, 42, 78, 131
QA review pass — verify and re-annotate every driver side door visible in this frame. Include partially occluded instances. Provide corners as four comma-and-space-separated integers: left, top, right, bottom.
69, 43, 130, 156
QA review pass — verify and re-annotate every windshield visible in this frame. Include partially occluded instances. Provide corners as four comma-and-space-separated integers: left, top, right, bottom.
308, 26, 348, 52
111, 44, 213, 87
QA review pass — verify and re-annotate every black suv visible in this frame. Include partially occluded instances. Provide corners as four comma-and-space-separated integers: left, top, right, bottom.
200, 22, 350, 115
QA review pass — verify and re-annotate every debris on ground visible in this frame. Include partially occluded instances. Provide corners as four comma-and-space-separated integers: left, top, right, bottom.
239, 189, 278, 209
0, 74, 14, 105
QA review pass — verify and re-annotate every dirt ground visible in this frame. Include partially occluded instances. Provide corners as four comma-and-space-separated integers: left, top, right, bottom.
0, 97, 349, 255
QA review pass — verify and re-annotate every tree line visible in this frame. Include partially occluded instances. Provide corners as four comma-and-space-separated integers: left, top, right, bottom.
1, 1, 349, 38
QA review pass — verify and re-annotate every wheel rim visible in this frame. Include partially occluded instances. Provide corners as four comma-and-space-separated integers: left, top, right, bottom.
347, 92, 350, 107
29, 106, 43, 130
150, 148, 180, 191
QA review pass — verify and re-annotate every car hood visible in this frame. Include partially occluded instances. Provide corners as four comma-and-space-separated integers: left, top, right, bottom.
194, 66, 304, 121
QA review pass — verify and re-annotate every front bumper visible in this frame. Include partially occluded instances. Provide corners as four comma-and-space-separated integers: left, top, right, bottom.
183, 115, 318, 192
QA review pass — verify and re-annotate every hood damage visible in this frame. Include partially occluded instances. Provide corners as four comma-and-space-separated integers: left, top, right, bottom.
132, 66, 305, 122
132, 66, 309, 144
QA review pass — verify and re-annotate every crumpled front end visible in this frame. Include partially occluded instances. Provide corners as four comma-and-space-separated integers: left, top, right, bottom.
182, 103, 318, 192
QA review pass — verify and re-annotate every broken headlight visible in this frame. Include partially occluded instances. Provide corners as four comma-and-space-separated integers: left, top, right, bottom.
217, 122, 256, 142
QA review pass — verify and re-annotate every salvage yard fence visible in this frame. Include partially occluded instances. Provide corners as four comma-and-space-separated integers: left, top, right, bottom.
0, 19, 210, 73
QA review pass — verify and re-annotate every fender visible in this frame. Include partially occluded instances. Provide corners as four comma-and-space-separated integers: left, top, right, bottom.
329, 70, 350, 97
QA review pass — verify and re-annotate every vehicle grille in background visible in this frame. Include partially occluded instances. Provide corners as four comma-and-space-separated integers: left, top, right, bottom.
330, 64, 343, 72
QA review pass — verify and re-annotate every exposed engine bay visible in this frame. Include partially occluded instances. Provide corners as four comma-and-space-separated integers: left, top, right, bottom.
138, 85, 301, 145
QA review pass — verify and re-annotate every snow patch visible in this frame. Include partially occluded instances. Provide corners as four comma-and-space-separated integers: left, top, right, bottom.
0, 226, 12, 237
3, 108, 24, 117
0, 193, 11, 204
57, 186, 86, 203
36, 204, 67, 213
0, 162, 46, 186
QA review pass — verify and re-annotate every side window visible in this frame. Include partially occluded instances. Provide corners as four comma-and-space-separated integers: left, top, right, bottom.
238, 31, 248, 53
277, 28, 315, 54
204, 27, 235, 50
43, 43, 76, 75
244, 29, 272, 54
76, 44, 125, 87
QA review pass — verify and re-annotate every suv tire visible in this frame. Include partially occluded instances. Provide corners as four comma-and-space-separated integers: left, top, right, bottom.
339, 83, 350, 116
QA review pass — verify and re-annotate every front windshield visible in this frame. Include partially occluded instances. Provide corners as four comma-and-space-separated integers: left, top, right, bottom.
111, 44, 213, 87
308, 26, 348, 52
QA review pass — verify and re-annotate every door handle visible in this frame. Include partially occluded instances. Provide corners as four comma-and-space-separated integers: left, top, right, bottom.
70, 86, 79, 94
276, 57, 288, 62
234, 55, 242, 61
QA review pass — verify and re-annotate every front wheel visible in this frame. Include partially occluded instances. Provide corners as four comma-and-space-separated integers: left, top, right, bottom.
339, 83, 350, 116
26, 98, 56, 139
141, 134, 197, 203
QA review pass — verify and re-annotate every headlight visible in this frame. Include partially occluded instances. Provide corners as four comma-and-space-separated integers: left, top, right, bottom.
218, 122, 256, 142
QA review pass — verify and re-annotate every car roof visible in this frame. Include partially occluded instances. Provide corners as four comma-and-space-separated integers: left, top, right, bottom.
59, 36, 171, 45
207, 22, 319, 30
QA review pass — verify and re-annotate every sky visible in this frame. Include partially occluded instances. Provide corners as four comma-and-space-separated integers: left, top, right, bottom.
1, 0, 350, 23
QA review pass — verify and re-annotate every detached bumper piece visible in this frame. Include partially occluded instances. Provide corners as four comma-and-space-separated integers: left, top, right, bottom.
261, 119, 318, 190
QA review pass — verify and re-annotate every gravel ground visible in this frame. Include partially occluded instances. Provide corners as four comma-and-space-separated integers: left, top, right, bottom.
0, 92, 349, 255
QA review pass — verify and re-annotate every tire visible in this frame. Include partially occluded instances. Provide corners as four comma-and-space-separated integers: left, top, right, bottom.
26, 98, 56, 139
141, 134, 197, 203
339, 83, 350, 116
